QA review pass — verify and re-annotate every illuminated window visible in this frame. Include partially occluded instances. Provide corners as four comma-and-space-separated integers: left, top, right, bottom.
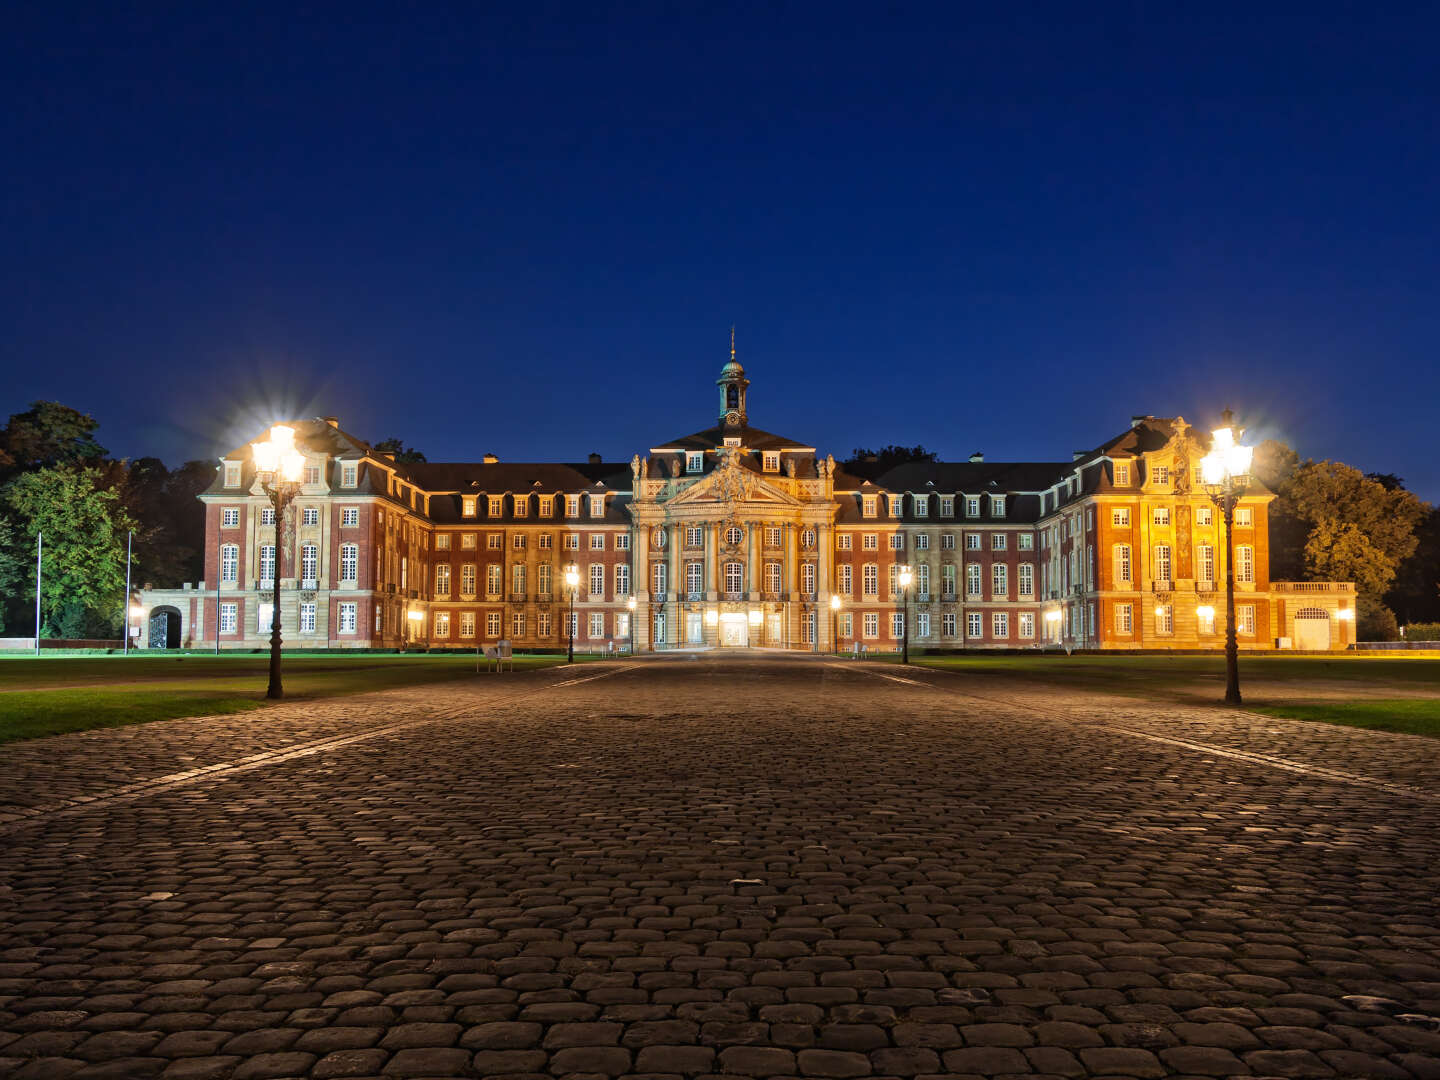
863, 613, 878, 638
1019, 564, 1033, 598
338, 602, 357, 632
300, 603, 316, 633
339, 543, 358, 583
687, 452, 703, 474
1154, 545, 1172, 584
837, 533, 852, 551
1115, 603, 1133, 634
223, 462, 242, 487
1196, 506, 1213, 526
1112, 508, 1130, 527
434, 612, 450, 638
967, 612, 982, 638
889, 495, 903, 516
862, 533, 878, 550
219, 602, 237, 633
862, 495, 878, 518
839, 564, 852, 595
341, 464, 357, 488
222, 508, 240, 528
1235, 507, 1253, 526
487, 611, 501, 637
435, 564, 450, 597
725, 562, 744, 594
1018, 612, 1034, 638
1237, 545, 1254, 583
1114, 462, 1130, 485
342, 507, 359, 527
1238, 605, 1255, 635
615, 564, 630, 596
1150, 466, 1169, 486
1153, 507, 1170, 526
589, 613, 604, 639
513, 496, 528, 518
461, 564, 476, 596
512, 564, 526, 596
1156, 605, 1173, 634
862, 564, 878, 596
512, 612, 525, 638
488, 496, 503, 517
257, 546, 275, 584
589, 495, 605, 517
763, 452, 779, 472
1114, 544, 1132, 583
992, 612, 1009, 638
939, 496, 954, 517
590, 564, 605, 598
991, 496, 1006, 519
991, 564, 1007, 598
460, 612, 475, 638
538, 611, 551, 636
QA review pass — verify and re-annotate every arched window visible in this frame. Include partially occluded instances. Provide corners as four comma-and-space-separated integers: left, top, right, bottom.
724, 562, 744, 594
727, 385, 739, 409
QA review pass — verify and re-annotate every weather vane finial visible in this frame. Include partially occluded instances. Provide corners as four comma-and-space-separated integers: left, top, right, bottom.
730, 325, 735, 362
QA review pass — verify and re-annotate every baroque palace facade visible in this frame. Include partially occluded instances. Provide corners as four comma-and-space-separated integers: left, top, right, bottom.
137, 358, 1355, 652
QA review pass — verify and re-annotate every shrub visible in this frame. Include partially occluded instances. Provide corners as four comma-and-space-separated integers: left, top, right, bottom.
1401, 621, 1440, 642
1358, 597, 1399, 642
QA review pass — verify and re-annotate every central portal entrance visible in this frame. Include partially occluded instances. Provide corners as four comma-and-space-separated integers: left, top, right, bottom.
720, 613, 749, 647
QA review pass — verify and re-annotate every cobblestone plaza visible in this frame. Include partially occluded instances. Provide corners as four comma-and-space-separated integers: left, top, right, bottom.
2, 655, 1438, 1078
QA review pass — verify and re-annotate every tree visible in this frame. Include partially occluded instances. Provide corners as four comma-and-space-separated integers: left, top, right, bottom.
373, 437, 427, 463
1389, 506, 1440, 625
0, 466, 136, 637
1251, 439, 1305, 579
0, 401, 107, 475
844, 444, 938, 473
0, 515, 22, 633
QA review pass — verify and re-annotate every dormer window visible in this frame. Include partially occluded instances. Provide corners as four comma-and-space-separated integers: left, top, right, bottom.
341, 463, 357, 488
914, 495, 929, 517
223, 462, 242, 488
992, 495, 1006, 519
567, 495, 580, 517
539, 496, 554, 518
763, 452, 780, 472
965, 496, 980, 518
487, 496, 503, 517
1151, 465, 1170, 486
1114, 462, 1130, 485
862, 495, 878, 518
686, 451, 703, 474
939, 495, 954, 517
888, 495, 903, 517
513, 495, 528, 517
589, 494, 605, 517
462, 496, 476, 517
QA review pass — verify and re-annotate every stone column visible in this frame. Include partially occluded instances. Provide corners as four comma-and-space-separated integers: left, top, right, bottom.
818, 522, 832, 651
704, 522, 716, 598
748, 521, 760, 598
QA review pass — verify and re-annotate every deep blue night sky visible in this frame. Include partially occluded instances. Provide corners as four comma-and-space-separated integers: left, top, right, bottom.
3, 4, 1437, 497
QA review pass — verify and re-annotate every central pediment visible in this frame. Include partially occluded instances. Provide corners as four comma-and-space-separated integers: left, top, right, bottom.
663, 457, 804, 509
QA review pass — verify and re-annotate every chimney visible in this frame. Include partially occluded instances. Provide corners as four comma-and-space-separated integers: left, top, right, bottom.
482, 453, 498, 464
969, 451, 984, 463
588, 452, 602, 465
323, 416, 340, 428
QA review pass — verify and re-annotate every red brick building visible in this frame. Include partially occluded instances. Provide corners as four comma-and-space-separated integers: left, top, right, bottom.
137, 359, 1354, 652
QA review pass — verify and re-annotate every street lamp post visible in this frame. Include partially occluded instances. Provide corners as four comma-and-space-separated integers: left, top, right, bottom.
1200, 408, 1253, 707
122, 529, 133, 655
627, 595, 636, 655
830, 593, 841, 656
565, 564, 579, 663
897, 564, 913, 664
251, 424, 306, 700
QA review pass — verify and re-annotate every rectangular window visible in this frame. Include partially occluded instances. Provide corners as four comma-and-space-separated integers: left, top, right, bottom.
539, 497, 554, 519
862, 495, 878, 518
653, 563, 667, 597
724, 562, 744, 594
342, 507, 359, 527
862, 564, 878, 596
888, 494, 903, 517
839, 564, 852, 595
298, 543, 318, 584
563, 534, 579, 550
1235, 507, 1253, 526
223, 462, 242, 487
1198, 544, 1214, 584
434, 612, 451, 638
939, 495, 954, 517
1196, 506, 1213, 526
1153, 507, 1170, 526
538, 533, 553, 550
991, 533, 1006, 551
862, 533, 878, 550
486, 495, 502, 518
1150, 466, 1169, 486
763, 452, 779, 472
486, 564, 503, 596
837, 534, 852, 550
1114, 544, 1132, 584
615, 564, 630, 596
889, 533, 905, 550
1018, 533, 1033, 551
967, 612, 982, 639
567, 495, 580, 517
512, 612, 525, 638
941, 533, 955, 550
435, 564, 450, 596
966, 563, 981, 597
461, 532, 477, 549
589, 613, 605, 639
616, 612, 629, 639
892, 612, 905, 639
1112, 508, 1130, 527
615, 533, 629, 551
991, 496, 1006, 519
537, 563, 552, 596
914, 496, 929, 518
965, 533, 981, 550
1115, 602, 1133, 634
942, 563, 956, 598
1156, 604, 1173, 634
965, 496, 980, 518
258, 545, 275, 584
763, 526, 780, 548
259, 507, 275, 526
687, 451, 703, 474
1237, 545, 1254, 583
538, 612, 551, 637
763, 562, 780, 594
841, 613, 853, 639
590, 563, 605, 598
589, 495, 604, 517
1114, 462, 1130, 485
222, 507, 240, 528
299, 602, 316, 633
219, 602, 237, 632
462, 496, 476, 517
460, 563, 476, 596
512, 495, 528, 518
992, 612, 1009, 638
339, 543, 358, 583
488, 533, 503, 549
340, 463, 357, 488
589, 533, 604, 550
801, 562, 816, 596
339, 602, 357, 633
512, 534, 527, 550
943, 612, 956, 636
1019, 612, 1034, 638
1019, 563, 1033, 598
991, 563, 1007, 598
916, 534, 929, 550
1238, 604, 1255, 635
460, 612, 476, 638
916, 563, 929, 599
487, 611, 501, 637
1154, 545, 1172, 584
863, 612, 878, 638
686, 525, 703, 548
512, 563, 526, 596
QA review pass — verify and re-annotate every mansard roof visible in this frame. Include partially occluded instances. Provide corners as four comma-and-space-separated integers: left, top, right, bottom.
400, 461, 630, 493
870, 460, 1075, 494
651, 424, 816, 453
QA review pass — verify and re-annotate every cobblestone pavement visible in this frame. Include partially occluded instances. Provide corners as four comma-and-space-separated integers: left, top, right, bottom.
2, 653, 1440, 1080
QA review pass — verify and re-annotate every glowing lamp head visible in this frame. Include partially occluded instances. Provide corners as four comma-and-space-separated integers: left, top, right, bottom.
564, 564, 579, 588
747, 608, 763, 626
1336, 607, 1354, 621
1044, 609, 1061, 623
830, 594, 842, 610
253, 423, 306, 482
704, 609, 719, 626
626, 596, 636, 611
407, 610, 423, 622
129, 604, 145, 617
1196, 605, 1215, 619
897, 564, 913, 589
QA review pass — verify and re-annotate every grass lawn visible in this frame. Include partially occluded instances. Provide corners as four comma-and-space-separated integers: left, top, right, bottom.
912, 653, 1440, 737
0, 653, 583, 744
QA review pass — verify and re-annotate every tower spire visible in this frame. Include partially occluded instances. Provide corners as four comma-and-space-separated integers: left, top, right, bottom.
730, 325, 735, 362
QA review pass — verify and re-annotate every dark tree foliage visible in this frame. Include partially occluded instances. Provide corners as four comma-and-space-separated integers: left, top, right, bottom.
1388, 506, 1440, 625
0, 401, 107, 476
1366, 472, 1405, 491
843, 444, 938, 472
373, 437, 427, 463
